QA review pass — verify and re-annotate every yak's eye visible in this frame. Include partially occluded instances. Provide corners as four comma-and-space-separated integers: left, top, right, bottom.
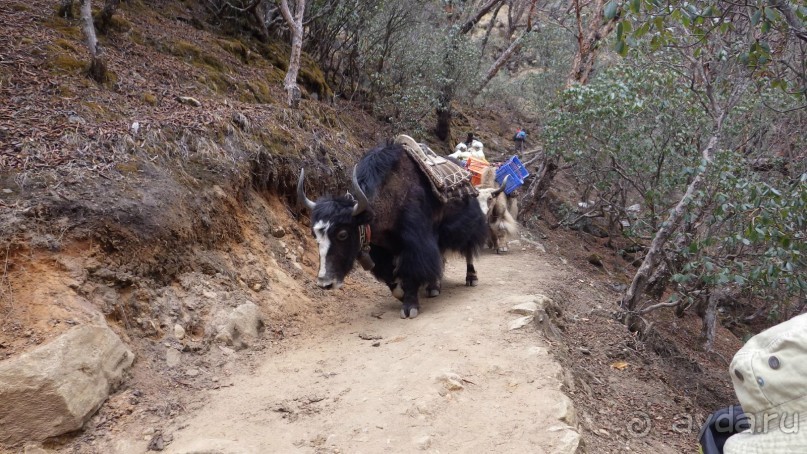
336, 230, 349, 241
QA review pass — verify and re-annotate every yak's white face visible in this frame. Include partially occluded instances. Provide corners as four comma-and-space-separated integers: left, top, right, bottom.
476, 188, 498, 215
313, 220, 348, 289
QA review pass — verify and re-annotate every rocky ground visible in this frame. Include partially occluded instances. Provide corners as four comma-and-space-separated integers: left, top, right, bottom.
1, 223, 741, 454
113, 251, 580, 454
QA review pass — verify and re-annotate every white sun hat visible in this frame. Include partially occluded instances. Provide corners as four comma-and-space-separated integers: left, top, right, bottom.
723, 312, 807, 454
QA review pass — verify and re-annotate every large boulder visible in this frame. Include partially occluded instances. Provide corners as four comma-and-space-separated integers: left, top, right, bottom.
0, 324, 134, 446
213, 301, 264, 350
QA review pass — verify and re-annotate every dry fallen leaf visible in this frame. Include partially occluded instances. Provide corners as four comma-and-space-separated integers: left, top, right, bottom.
610, 361, 629, 371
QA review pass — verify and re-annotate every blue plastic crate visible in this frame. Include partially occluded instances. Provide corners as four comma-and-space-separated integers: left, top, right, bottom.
495, 165, 524, 195
503, 155, 529, 179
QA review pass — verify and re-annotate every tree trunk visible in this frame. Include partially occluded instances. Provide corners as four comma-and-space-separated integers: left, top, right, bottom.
518, 156, 558, 223
471, 25, 536, 99
701, 291, 720, 351
567, 0, 619, 86
644, 258, 671, 300
251, 1, 270, 42
459, 0, 505, 34
279, 0, 306, 108
620, 113, 726, 316
479, 1, 503, 56
435, 0, 507, 141
435, 106, 452, 141
58, 0, 75, 18
80, 0, 108, 83
435, 51, 456, 141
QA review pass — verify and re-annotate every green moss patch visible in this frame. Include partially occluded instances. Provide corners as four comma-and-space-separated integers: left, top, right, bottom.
199, 71, 234, 95
42, 16, 83, 40
83, 101, 107, 116
50, 54, 86, 73
216, 38, 251, 64
57, 84, 77, 97
255, 42, 289, 71
115, 161, 140, 173
166, 40, 226, 73
245, 80, 272, 104
102, 15, 133, 33
299, 53, 332, 100
253, 40, 331, 99
54, 38, 81, 53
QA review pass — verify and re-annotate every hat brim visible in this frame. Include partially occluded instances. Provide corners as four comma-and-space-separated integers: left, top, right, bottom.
724, 427, 807, 454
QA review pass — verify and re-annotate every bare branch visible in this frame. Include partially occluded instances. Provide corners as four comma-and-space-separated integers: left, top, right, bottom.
460, 0, 505, 35
769, 0, 807, 43
638, 299, 681, 315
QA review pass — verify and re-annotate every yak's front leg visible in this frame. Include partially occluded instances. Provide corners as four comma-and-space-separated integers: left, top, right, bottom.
465, 250, 478, 286
495, 228, 509, 254
400, 279, 421, 318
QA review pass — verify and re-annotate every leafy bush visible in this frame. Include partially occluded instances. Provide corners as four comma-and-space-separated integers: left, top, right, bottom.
544, 59, 806, 319
543, 63, 708, 235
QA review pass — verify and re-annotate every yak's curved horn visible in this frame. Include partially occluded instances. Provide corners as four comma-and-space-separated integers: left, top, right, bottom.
351, 166, 369, 216
297, 169, 316, 211
492, 175, 510, 197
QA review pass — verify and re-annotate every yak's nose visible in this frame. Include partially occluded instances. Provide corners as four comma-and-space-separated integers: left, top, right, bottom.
317, 277, 339, 290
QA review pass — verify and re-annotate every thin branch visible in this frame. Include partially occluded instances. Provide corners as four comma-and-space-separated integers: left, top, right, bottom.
638, 299, 681, 315
460, 0, 505, 34
769, 0, 807, 43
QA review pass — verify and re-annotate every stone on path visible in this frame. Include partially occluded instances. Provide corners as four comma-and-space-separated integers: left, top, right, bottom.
0, 324, 134, 446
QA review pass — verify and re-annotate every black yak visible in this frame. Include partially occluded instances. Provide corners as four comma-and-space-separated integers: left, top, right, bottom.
298, 141, 488, 318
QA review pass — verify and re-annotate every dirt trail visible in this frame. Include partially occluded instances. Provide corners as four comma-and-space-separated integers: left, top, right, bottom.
153, 250, 579, 453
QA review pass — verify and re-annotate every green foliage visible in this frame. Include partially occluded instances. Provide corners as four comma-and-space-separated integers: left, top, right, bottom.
165, 39, 227, 73
305, 1, 483, 132
543, 63, 708, 235
614, 0, 807, 100
476, 23, 576, 121
545, 57, 806, 314
678, 158, 807, 307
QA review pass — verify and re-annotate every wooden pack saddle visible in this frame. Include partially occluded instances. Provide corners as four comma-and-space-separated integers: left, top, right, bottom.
394, 134, 478, 204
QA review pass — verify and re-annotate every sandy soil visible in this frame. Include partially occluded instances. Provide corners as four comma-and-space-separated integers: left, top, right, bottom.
99, 249, 581, 454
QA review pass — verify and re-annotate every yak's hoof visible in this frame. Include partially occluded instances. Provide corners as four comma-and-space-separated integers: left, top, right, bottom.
466, 277, 478, 287
497, 247, 508, 254
400, 306, 419, 319
427, 288, 440, 298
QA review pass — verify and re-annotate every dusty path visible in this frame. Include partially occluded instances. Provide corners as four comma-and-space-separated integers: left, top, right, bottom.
161, 250, 580, 454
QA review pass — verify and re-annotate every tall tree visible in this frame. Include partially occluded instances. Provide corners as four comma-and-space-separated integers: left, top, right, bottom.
278, 0, 306, 108
435, 0, 505, 141
469, 0, 539, 99
79, 0, 109, 83
568, 0, 620, 86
